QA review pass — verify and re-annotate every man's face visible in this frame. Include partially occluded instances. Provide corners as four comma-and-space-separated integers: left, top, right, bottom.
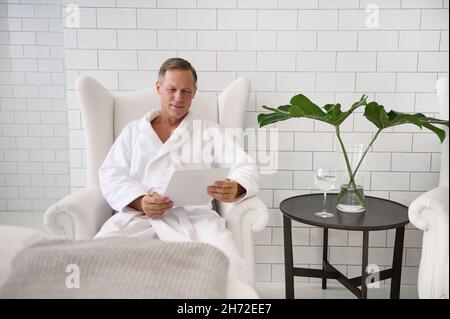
156, 69, 196, 121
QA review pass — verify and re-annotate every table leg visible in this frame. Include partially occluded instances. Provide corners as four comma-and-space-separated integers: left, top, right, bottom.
322, 228, 328, 289
283, 215, 294, 299
390, 226, 405, 299
361, 230, 369, 299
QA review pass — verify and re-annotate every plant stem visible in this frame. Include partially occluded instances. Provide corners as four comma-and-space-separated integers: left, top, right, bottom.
349, 129, 382, 183
335, 126, 357, 190
336, 126, 365, 206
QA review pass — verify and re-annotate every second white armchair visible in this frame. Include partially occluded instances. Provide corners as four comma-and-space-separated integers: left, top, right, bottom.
408, 77, 449, 299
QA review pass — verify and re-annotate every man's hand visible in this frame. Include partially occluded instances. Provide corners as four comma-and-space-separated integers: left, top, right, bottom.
207, 179, 246, 203
130, 192, 173, 219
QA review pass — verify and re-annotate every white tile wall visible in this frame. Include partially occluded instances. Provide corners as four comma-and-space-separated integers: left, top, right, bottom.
1, 0, 68, 233
1, 0, 448, 290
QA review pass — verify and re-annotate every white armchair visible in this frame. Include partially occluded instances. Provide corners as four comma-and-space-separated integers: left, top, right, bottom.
43, 76, 269, 286
408, 77, 449, 299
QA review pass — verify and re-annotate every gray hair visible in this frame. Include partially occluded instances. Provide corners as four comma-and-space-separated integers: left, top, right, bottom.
158, 57, 197, 89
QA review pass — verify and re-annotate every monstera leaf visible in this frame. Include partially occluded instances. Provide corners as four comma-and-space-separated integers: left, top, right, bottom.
364, 102, 448, 142
258, 94, 368, 127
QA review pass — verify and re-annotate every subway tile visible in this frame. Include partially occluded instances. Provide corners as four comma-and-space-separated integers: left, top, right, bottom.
137, 9, 176, 29
276, 72, 315, 92
318, 31, 357, 51
77, 29, 117, 49
298, 9, 337, 30
421, 9, 449, 29
377, 52, 418, 72
218, 9, 257, 30
356, 73, 396, 93
177, 9, 216, 30
157, 30, 196, 50
276, 31, 316, 51
237, 72, 275, 91
118, 30, 157, 49
399, 31, 440, 51
258, 10, 297, 30
198, 31, 236, 50
371, 172, 410, 191
396, 73, 437, 93
410, 172, 440, 191
358, 31, 398, 51
257, 52, 295, 72
217, 51, 256, 71
418, 52, 449, 72
391, 153, 431, 172
97, 8, 136, 29
237, 31, 276, 51
316, 72, 355, 92
297, 52, 336, 72
337, 52, 376, 72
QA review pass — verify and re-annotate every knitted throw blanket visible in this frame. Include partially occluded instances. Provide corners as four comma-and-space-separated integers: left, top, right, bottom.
0, 237, 228, 299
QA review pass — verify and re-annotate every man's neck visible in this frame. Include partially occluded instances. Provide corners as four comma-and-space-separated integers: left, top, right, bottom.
152, 111, 187, 129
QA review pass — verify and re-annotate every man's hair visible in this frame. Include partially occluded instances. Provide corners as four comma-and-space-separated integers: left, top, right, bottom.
158, 58, 197, 89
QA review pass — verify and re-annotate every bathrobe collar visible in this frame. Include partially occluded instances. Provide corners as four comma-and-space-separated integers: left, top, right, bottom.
138, 108, 193, 157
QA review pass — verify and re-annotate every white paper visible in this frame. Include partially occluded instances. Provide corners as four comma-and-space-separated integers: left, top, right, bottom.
163, 168, 230, 206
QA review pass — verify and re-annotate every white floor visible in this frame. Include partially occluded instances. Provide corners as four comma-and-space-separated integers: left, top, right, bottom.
255, 282, 419, 299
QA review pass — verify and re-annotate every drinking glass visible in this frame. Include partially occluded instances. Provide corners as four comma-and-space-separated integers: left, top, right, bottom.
313, 168, 339, 218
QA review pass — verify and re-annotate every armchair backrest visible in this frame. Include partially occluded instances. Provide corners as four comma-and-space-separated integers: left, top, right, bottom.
76, 76, 251, 186
436, 77, 449, 188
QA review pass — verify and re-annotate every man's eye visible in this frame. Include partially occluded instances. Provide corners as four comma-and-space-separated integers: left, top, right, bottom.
182, 90, 192, 94
166, 89, 176, 92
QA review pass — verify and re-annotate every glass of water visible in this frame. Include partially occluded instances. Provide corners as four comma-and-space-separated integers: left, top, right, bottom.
313, 168, 339, 218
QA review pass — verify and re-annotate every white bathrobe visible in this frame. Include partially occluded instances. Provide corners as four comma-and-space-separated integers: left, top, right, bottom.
95, 108, 259, 295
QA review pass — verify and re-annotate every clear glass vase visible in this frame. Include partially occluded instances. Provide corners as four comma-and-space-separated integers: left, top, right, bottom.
337, 144, 366, 213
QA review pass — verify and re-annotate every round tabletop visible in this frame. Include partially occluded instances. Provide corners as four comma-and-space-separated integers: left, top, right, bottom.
280, 193, 409, 231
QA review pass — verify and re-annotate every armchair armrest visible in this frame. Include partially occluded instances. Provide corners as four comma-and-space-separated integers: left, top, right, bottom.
408, 186, 449, 231
408, 186, 449, 299
218, 196, 269, 233
44, 186, 113, 240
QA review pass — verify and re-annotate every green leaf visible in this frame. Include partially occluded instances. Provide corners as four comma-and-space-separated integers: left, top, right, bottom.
257, 112, 292, 127
420, 116, 449, 127
289, 94, 326, 118
262, 105, 290, 114
288, 104, 303, 117
363, 102, 389, 129
422, 122, 446, 143
386, 111, 423, 129
324, 103, 342, 119
351, 95, 369, 110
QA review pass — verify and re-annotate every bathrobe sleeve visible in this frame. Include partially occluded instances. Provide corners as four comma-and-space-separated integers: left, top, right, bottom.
98, 122, 148, 211
214, 128, 260, 203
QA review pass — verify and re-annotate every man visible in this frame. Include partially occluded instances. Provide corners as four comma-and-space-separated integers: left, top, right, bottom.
95, 58, 259, 295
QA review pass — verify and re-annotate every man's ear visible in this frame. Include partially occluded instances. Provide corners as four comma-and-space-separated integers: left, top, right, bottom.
156, 81, 161, 95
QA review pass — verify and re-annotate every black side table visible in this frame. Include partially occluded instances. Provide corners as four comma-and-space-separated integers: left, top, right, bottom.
280, 194, 409, 299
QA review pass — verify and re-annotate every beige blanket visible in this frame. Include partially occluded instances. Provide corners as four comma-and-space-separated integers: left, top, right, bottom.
0, 237, 228, 299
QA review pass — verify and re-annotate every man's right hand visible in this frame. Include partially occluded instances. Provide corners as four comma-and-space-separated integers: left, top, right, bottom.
130, 192, 173, 219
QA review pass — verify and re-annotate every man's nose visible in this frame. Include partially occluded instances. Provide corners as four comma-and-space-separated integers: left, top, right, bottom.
173, 90, 183, 101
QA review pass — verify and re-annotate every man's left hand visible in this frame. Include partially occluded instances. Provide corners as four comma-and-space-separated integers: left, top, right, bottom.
207, 179, 246, 203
